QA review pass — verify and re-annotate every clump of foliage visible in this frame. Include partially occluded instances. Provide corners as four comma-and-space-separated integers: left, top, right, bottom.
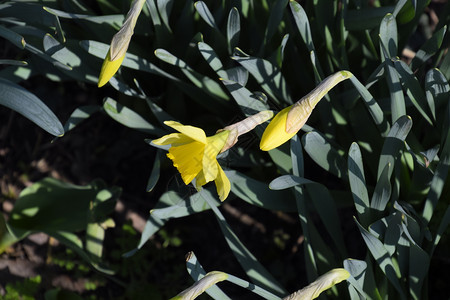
0, 0, 449, 299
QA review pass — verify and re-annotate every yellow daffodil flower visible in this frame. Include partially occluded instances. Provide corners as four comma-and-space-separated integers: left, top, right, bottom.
260, 71, 353, 151
153, 111, 273, 201
98, 0, 145, 87
283, 268, 350, 300
152, 121, 231, 201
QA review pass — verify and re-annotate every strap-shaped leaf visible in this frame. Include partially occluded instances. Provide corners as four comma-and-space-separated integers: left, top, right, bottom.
157, 0, 174, 32
220, 79, 269, 116
393, 59, 433, 125
423, 108, 450, 222
227, 7, 240, 54
348, 75, 390, 136
302, 131, 347, 180
194, 1, 219, 30
289, 1, 315, 52
343, 259, 370, 299
0, 25, 26, 48
371, 163, 392, 211
103, 97, 164, 135
348, 142, 371, 225
264, 0, 289, 45
62, 105, 100, 133
269, 174, 315, 190
411, 25, 447, 71
377, 115, 412, 180
226, 170, 297, 212
355, 217, 405, 298
184, 252, 232, 299
185, 252, 281, 300
379, 13, 398, 59
198, 42, 227, 78
155, 48, 229, 101
200, 190, 287, 296
0, 78, 64, 136
232, 49, 292, 104
425, 68, 450, 121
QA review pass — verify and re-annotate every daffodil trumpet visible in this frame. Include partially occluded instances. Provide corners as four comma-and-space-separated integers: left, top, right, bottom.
98, 0, 145, 87
152, 111, 273, 201
260, 71, 353, 151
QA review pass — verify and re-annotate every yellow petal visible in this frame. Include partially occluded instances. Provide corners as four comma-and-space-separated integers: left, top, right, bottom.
167, 141, 204, 184
214, 163, 231, 201
260, 106, 297, 151
152, 133, 194, 146
202, 130, 229, 182
98, 49, 125, 87
164, 121, 207, 144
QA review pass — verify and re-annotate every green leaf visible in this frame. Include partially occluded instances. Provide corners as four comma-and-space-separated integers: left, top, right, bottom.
0, 25, 26, 49
291, 134, 304, 177
102, 97, 164, 135
302, 131, 347, 180
430, 206, 450, 256
52, 231, 114, 274
348, 143, 371, 225
146, 150, 163, 192
227, 7, 240, 54
198, 42, 227, 78
43, 6, 125, 25
232, 50, 292, 104
43, 34, 81, 67
7, 178, 119, 273
194, 1, 219, 30
220, 79, 269, 116
345, 6, 393, 31
0, 60, 27, 66
0, 78, 64, 136
348, 75, 390, 136
185, 252, 232, 300
425, 68, 450, 121
394, 0, 416, 24
62, 105, 100, 133
155, 48, 229, 101
344, 259, 370, 299
269, 175, 315, 190
157, 0, 174, 33
289, 1, 315, 52
393, 59, 433, 125
371, 163, 392, 211
384, 59, 406, 124
355, 218, 405, 298
408, 244, 430, 300
264, 0, 288, 46
226, 170, 297, 212
149, 189, 219, 220
306, 184, 347, 258
379, 13, 398, 59
377, 115, 412, 180
411, 25, 447, 71
423, 110, 450, 222
10, 178, 117, 232
201, 191, 287, 297
185, 252, 282, 299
